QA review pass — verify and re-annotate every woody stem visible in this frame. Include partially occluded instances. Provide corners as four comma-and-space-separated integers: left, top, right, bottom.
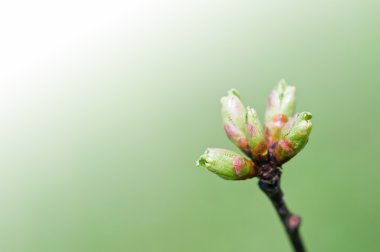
258, 166, 306, 252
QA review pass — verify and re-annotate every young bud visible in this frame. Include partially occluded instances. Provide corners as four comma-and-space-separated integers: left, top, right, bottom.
196, 148, 259, 180
245, 107, 268, 162
221, 89, 250, 155
265, 80, 296, 125
223, 123, 250, 155
273, 112, 313, 164
265, 114, 289, 147
221, 89, 246, 132
265, 80, 296, 146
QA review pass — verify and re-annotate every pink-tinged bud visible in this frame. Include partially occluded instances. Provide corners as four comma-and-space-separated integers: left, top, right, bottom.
265, 80, 296, 147
196, 148, 259, 180
221, 89, 250, 155
265, 80, 296, 126
221, 89, 246, 132
265, 114, 289, 147
245, 107, 268, 162
273, 112, 313, 164
224, 124, 250, 154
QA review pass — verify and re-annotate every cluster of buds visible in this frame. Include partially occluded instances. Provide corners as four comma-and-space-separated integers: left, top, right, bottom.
196, 80, 312, 180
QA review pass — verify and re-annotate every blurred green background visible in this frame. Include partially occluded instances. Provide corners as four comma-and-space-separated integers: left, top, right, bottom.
1, 1, 379, 251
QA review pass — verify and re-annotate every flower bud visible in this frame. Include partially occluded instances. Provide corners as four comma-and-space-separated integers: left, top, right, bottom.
221, 89, 250, 155
223, 123, 250, 154
265, 80, 296, 146
196, 148, 259, 180
265, 114, 289, 147
245, 107, 268, 162
273, 112, 313, 164
265, 80, 296, 125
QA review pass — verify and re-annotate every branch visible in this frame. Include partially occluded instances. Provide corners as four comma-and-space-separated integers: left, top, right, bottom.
258, 166, 306, 252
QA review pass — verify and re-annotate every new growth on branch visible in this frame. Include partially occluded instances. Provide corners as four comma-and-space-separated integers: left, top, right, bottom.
196, 80, 312, 180
196, 80, 312, 252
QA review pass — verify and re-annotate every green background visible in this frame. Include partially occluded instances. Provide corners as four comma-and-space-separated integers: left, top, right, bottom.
1, 1, 379, 251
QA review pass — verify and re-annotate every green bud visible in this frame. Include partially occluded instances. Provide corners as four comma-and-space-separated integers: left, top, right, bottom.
265, 114, 289, 147
265, 79, 296, 126
196, 148, 258, 180
265, 80, 296, 146
273, 112, 313, 164
245, 107, 268, 161
221, 89, 246, 132
221, 89, 250, 155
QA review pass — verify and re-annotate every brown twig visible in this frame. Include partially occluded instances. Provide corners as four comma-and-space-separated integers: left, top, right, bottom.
258, 165, 306, 252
